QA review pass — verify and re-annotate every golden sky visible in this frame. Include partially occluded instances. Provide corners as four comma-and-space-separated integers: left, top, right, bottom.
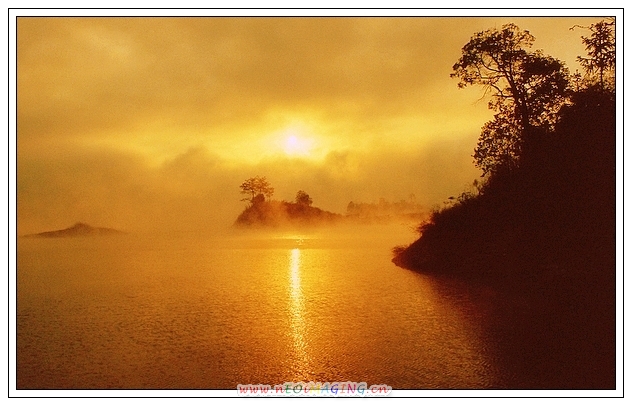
17, 16, 606, 234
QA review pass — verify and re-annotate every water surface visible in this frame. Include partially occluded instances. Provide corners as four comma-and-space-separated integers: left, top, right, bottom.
16, 226, 610, 389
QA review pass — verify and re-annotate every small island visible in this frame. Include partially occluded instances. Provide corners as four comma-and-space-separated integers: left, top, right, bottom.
233, 177, 426, 227
234, 177, 341, 227
23, 222, 126, 238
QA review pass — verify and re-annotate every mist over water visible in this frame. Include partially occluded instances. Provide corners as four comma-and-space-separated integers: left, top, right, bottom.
18, 225, 505, 389
15, 16, 616, 391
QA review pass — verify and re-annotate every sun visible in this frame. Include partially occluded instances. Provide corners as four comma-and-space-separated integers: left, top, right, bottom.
283, 134, 312, 157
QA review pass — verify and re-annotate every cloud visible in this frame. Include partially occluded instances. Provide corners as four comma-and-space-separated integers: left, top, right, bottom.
19, 17, 595, 143
16, 16, 606, 234
18, 134, 482, 236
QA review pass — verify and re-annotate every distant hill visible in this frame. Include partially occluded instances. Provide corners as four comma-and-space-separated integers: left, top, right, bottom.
234, 200, 342, 228
23, 222, 126, 238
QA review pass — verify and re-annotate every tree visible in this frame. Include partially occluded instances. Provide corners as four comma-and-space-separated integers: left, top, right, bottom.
239, 176, 274, 204
295, 190, 313, 206
452, 23, 569, 175
473, 103, 523, 174
573, 19, 615, 91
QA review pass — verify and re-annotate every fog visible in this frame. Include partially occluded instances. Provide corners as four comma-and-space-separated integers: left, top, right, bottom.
17, 16, 602, 235
18, 138, 477, 234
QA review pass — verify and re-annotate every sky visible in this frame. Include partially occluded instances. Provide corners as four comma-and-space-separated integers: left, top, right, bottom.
16, 16, 607, 234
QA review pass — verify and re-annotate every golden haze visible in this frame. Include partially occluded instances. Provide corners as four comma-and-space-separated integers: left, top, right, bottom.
17, 17, 603, 234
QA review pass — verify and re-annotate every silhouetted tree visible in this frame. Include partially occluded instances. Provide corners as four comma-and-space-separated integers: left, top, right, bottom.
573, 19, 615, 92
452, 23, 569, 175
239, 176, 274, 204
252, 193, 266, 205
347, 201, 356, 214
570, 69, 586, 92
295, 190, 313, 206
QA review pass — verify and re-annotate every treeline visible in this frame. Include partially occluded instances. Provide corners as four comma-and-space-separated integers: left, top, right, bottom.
234, 176, 427, 227
393, 20, 615, 281
346, 197, 426, 223
392, 21, 615, 388
393, 87, 614, 279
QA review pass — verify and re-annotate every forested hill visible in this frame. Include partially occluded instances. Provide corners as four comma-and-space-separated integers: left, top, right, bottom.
391, 20, 615, 388
391, 87, 615, 390
392, 88, 615, 281
393, 20, 615, 283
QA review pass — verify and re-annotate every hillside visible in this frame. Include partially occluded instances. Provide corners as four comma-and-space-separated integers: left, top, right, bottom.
392, 89, 615, 282
23, 222, 126, 238
391, 89, 615, 388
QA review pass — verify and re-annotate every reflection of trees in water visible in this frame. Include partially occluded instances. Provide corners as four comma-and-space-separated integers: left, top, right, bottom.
429, 275, 615, 389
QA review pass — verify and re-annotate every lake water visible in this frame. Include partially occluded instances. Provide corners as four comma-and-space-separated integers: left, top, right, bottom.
16, 225, 613, 390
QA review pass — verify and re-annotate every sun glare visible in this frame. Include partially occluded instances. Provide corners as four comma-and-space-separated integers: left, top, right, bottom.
284, 134, 312, 157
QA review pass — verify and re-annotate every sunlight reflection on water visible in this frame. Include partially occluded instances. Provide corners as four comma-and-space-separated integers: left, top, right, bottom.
288, 248, 309, 377
17, 229, 505, 389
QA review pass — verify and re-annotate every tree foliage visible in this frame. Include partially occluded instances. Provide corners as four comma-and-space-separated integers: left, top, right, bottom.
295, 190, 313, 206
473, 103, 522, 174
573, 19, 615, 91
452, 23, 569, 175
239, 176, 274, 204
